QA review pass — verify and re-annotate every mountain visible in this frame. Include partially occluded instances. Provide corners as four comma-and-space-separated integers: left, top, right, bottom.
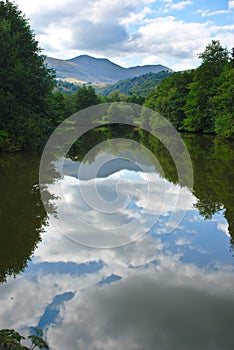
46, 55, 172, 83
95, 71, 173, 96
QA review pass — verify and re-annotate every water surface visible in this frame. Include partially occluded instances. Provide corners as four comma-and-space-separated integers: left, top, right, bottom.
0, 132, 234, 350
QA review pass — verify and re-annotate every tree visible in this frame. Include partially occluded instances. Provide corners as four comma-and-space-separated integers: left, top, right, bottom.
183, 41, 229, 133
50, 92, 66, 125
143, 40, 233, 139
74, 85, 99, 111
144, 71, 193, 129
0, 0, 55, 151
107, 90, 128, 102
212, 67, 234, 138
198, 40, 229, 74
0, 328, 48, 349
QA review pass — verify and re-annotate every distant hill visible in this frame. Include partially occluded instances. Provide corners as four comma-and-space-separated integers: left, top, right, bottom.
95, 71, 173, 96
54, 80, 81, 94
46, 55, 172, 83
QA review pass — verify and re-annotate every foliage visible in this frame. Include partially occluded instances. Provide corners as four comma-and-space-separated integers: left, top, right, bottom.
144, 71, 193, 129
74, 85, 100, 111
0, 129, 8, 143
0, 154, 55, 283
49, 92, 66, 125
0, 0, 55, 151
49, 85, 101, 121
95, 71, 172, 97
144, 40, 234, 138
0, 328, 48, 349
212, 67, 234, 138
182, 134, 234, 248
183, 40, 229, 133
54, 79, 80, 94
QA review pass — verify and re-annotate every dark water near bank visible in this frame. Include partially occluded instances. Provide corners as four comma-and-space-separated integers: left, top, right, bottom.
0, 131, 234, 350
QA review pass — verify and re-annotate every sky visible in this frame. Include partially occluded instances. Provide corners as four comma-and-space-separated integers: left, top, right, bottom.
13, 0, 234, 71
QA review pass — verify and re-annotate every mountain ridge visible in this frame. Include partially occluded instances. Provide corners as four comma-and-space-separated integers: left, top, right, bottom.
95, 71, 173, 96
46, 54, 172, 83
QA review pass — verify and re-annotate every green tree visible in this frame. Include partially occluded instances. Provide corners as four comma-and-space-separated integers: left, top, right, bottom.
183, 40, 229, 133
107, 90, 128, 102
74, 85, 99, 111
0, 328, 48, 349
127, 94, 145, 105
50, 92, 66, 125
63, 93, 76, 117
198, 40, 229, 74
0, 0, 55, 151
212, 67, 234, 138
144, 71, 193, 129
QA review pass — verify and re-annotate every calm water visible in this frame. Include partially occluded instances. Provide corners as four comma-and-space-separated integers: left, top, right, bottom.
0, 131, 234, 350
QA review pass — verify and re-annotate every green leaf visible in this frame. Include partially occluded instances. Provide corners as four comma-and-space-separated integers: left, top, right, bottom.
0, 130, 8, 137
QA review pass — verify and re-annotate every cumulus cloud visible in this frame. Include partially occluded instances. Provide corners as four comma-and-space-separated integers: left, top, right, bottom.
70, 21, 129, 50
44, 159, 194, 247
120, 6, 152, 25
34, 224, 165, 268
15, 0, 144, 55
13, 0, 234, 69
46, 266, 234, 350
2, 236, 234, 349
133, 16, 212, 60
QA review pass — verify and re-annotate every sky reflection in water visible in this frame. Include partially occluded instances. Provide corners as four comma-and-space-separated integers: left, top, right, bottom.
0, 147, 234, 350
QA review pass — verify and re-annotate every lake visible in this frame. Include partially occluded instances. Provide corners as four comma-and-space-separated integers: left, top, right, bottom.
0, 129, 234, 350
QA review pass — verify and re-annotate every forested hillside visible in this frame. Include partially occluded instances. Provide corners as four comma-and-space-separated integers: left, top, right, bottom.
54, 71, 172, 98
95, 71, 172, 96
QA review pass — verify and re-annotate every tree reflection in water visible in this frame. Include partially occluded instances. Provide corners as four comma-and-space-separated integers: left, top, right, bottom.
0, 128, 233, 282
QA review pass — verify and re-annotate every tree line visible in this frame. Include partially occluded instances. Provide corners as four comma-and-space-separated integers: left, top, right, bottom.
144, 40, 234, 139
0, 0, 233, 152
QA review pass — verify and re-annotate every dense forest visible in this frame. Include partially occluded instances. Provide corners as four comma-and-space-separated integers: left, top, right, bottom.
0, 0, 56, 151
0, 0, 233, 152
144, 41, 234, 139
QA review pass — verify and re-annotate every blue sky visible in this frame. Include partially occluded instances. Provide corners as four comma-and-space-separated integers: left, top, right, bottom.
14, 0, 234, 70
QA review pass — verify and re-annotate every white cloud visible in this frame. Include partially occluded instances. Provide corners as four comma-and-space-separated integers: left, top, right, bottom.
129, 15, 234, 70
1, 241, 234, 349
42, 129, 195, 248
1, 145, 233, 348
12, 0, 234, 74
34, 225, 165, 268
217, 222, 230, 237
44, 168, 194, 248
132, 16, 212, 69
45, 266, 234, 350
196, 9, 229, 17
14, 0, 151, 53
164, 0, 193, 12
229, 0, 234, 9
211, 216, 230, 238
142, 54, 168, 65
175, 237, 191, 246
120, 6, 152, 26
